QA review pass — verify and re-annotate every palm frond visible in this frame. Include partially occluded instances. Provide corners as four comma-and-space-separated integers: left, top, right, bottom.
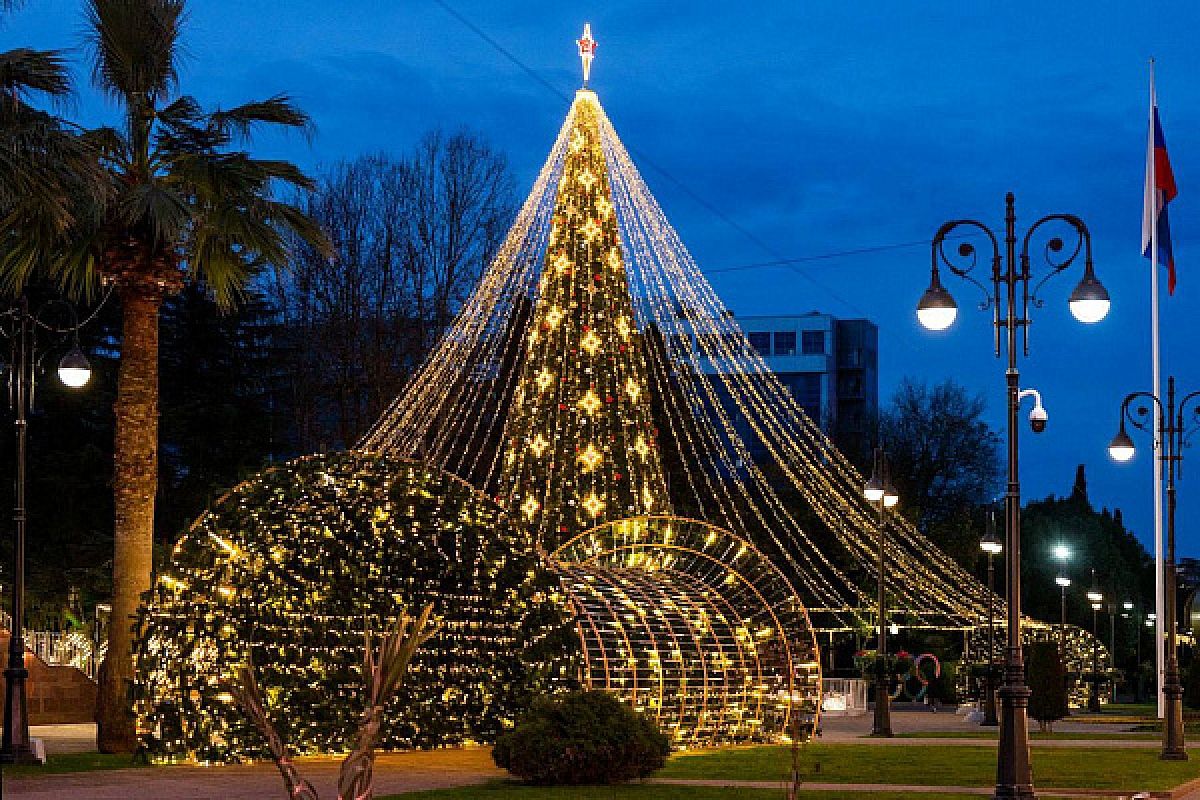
263, 200, 330, 257
156, 94, 201, 128
0, 48, 72, 101
0, 100, 107, 266
153, 94, 222, 155
79, 124, 127, 163
242, 158, 315, 191
118, 180, 190, 243
208, 94, 313, 143
85, 0, 185, 103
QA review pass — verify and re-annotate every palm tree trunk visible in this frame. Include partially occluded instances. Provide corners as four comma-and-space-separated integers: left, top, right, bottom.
97, 285, 161, 753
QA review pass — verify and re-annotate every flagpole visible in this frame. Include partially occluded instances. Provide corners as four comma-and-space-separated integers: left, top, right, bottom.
1149, 58, 1165, 720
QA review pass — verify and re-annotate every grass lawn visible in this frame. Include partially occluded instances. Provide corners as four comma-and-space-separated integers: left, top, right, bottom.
659, 744, 1200, 790
1092, 703, 1159, 717
0, 751, 159, 777
385, 786, 977, 800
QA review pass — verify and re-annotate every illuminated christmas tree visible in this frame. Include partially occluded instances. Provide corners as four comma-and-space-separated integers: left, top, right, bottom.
502, 85, 670, 547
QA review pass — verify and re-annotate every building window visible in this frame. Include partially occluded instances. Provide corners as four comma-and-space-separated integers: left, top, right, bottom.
773, 331, 796, 356
789, 373, 822, 421
802, 330, 826, 355
747, 332, 771, 357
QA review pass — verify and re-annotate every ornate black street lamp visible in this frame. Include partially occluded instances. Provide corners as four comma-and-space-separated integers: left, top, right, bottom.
0, 297, 93, 765
1107, 375, 1198, 760
918, 192, 1109, 799
979, 510, 1002, 727
863, 447, 899, 737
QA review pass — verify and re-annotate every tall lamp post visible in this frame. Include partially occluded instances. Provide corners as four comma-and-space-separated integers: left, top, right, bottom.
1107, 375, 1197, 760
917, 192, 1109, 799
1054, 544, 1071, 655
1086, 571, 1103, 713
0, 297, 93, 765
863, 447, 899, 737
1121, 601, 1138, 702
1107, 602, 1117, 703
980, 510, 1003, 727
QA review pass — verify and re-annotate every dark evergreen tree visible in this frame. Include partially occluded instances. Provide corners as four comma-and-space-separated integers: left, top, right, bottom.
157, 284, 291, 537
1027, 640, 1068, 732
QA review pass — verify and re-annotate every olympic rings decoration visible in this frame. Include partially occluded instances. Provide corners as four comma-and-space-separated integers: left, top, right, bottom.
889, 653, 942, 702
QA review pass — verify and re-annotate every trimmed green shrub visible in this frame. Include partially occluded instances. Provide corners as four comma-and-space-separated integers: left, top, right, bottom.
493, 690, 671, 784
1027, 640, 1068, 731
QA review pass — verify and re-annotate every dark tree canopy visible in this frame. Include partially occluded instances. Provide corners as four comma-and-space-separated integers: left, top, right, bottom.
1019, 466, 1154, 681
878, 378, 1002, 565
272, 135, 515, 451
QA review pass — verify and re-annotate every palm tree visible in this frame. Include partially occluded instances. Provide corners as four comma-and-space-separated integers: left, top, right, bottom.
0, 0, 327, 752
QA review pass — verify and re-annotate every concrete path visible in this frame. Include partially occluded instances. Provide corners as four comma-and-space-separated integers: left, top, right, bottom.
820, 705, 1147, 743
3, 748, 505, 800
11, 715, 1189, 799
652, 778, 1178, 799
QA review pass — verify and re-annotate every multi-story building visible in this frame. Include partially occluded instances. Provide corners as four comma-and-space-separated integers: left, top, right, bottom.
695, 312, 879, 461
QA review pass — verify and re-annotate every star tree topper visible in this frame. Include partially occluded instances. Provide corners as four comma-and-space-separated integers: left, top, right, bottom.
578, 23, 597, 86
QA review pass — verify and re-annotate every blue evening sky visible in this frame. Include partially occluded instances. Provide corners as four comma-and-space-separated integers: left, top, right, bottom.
6, 1, 1199, 567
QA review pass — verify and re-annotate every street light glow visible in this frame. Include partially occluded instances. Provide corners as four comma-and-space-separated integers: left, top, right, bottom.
916, 282, 958, 331
863, 470, 884, 503
1068, 271, 1111, 323
882, 484, 899, 508
57, 346, 92, 389
1053, 544, 1070, 561
1108, 427, 1136, 462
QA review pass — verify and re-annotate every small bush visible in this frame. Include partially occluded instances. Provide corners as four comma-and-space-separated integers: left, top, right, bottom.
492, 690, 671, 784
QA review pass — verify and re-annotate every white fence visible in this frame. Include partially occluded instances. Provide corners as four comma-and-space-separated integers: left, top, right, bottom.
821, 677, 868, 716
1, 612, 103, 681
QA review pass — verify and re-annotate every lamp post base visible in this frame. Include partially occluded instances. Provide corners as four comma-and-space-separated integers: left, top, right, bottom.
871, 684, 893, 737
994, 680, 1034, 800
1162, 670, 1188, 761
0, 664, 36, 765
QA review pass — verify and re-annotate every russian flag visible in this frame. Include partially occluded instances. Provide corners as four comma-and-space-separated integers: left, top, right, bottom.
1143, 101, 1178, 294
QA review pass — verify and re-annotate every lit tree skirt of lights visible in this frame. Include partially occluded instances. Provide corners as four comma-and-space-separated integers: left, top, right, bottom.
134, 453, 579, 763
550, 516, 822, 745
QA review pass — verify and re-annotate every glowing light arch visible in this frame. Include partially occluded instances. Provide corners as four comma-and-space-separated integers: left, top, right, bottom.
550, 515, 822, 745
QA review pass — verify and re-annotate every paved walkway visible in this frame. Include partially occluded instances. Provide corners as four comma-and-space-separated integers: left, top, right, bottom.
10, 714, 1190, 799
810, 708, 1181, 749
4, 747, 505, 800
652, 778, 1181, 799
